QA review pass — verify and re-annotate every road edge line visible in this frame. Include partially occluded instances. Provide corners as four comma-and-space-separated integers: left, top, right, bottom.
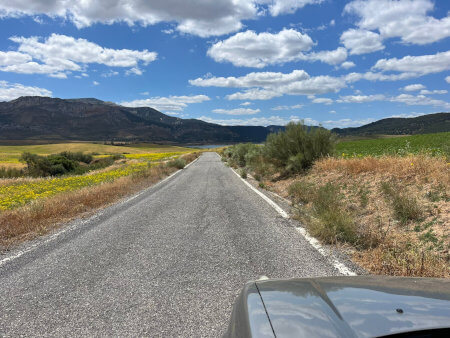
0, 156, 200, 268
227, 161, 356, 276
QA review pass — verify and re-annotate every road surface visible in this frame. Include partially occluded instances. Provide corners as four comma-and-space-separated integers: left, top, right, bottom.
0, 152, 344, 337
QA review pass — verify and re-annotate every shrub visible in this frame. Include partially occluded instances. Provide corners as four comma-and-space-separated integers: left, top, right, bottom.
225, 143, 260, 167
381, 181, 423, 224
264, 122, 335, 174
239, 168, 247, 179
299, 182, 356, 244
166, 158, 186, 169
288, 180, 316, 204
0, 167, 25, 178
59, 151, 93, 164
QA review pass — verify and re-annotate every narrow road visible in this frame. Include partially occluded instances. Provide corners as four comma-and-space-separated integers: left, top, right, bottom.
0, 152, 342, 337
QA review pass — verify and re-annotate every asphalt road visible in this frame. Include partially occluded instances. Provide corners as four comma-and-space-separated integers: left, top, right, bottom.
0, 152, 343, 337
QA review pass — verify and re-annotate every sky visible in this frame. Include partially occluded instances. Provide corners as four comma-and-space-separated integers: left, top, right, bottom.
0, 0, 449, 129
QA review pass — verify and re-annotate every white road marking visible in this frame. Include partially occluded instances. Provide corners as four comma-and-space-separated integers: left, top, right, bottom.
225, 155, 356, 276
0, 156, 200, 268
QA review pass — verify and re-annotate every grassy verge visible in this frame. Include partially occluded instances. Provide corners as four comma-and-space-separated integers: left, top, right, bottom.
0, 152, 199, 249
275, 155, 449, 278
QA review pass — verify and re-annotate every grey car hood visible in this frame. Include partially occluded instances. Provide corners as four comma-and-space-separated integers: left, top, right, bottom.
255, 276, 450, 337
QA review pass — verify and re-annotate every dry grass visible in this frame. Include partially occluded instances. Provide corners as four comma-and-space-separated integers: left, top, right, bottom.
0, 154, 199, 250
268, 155, 449, 278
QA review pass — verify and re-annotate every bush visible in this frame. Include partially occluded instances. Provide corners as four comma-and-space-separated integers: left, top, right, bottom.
166, 158, 186, 169
0, 167, 25, 178
59, 151, 93, 164
264, 122, 335, 174
381, 181, 423, 224
239, 168, 247, 178
288, 180, 316, 204
310, 183, 357, 244
224, 143, 260, 167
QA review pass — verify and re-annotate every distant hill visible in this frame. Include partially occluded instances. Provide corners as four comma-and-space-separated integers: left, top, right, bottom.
0, 96, 275, 143
1, 96, 448, 143
332, 113, 450, 136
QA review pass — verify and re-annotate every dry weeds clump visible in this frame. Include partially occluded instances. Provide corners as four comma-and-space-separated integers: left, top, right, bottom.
275, 154, 449, 278
0, 155, 199, 249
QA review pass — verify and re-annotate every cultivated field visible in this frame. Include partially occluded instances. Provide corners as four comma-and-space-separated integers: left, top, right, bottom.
336, 132, 449, 157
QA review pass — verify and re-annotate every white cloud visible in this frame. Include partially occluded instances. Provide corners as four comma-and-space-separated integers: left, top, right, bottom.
340, 29, 384, 55
120, 95, 210, 112
340, 61, 355, 69
240, 101, 252, 106
403, 84, 425, 91
446, 76, 450, 84
344, 0, 450, 45
197, 115, 307, 126
307, 47, 347, 65
212, 107, 260, 115
190, 69, 346, 100
92, 81, 99, 85
265, 0, 324, 16
390, 94, 450, 109
311, 97, 333, 105
373, 51, 450, 76
0, 80, 52, 101
419, 89, 447, 95
337, 94, 386, 103
329, 110, 337, 114
0, 34, 157, 78
271, 104, 303, 110
207, 29, 314, 68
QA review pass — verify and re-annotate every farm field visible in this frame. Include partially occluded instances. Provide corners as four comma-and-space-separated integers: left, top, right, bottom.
336, 132, 449, 157
0, 142, 195, 168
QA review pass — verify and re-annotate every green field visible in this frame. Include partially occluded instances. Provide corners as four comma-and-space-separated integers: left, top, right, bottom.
0, 142, 197, 168
336, 132, 450, 157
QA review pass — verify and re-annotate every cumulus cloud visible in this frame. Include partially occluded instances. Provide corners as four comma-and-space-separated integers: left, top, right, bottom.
419, 89, 447, 95
207, 29, 314, 68
0, 0, 322, 37
373, 51, 450, 76
340, 61, 355, 69
403, 84, 425, 91
190, 69, 346, 100
212, 107, 260, 115
0, 34, 157, 78
340, 29, 384, 55
271, 104, 303, 110
240, 101, 252, 106
120, 95, 210, 112
446, 76, 450, 84
207, 29, 348, 67
337, 94, 386, 103
311, 97, 333, 105
0, 80, 52, 101
344, 0, 450, 45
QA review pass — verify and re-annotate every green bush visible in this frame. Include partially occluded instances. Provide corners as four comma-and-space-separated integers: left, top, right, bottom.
264, 122, 335, 174
239, 168, 247, 178
224, 143, 260, 167
59, 151, 93, 164
166, 158, 186, 169
0, 167, 25, 178
381, 182, 423, 224
309, 183, 357, 244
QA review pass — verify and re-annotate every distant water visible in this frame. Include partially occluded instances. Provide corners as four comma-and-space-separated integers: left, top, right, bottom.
187, 144, 228, 149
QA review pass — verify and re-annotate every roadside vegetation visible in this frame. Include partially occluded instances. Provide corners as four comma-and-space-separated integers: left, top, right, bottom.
221, 124, 449, 278
0, 143, 199, 249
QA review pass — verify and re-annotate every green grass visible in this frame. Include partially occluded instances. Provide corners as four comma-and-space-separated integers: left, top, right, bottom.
336, 132, 449, 157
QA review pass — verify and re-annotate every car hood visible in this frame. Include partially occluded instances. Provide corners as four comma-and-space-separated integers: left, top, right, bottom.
255, 276, 450, 337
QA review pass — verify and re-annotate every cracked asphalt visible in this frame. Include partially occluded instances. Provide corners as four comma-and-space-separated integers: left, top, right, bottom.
0, 152, 341, 337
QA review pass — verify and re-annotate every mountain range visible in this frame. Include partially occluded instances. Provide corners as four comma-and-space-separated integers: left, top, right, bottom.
0, 96, 448, 143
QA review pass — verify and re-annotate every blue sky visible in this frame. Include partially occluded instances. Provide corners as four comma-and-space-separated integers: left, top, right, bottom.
0, 0, 449, 128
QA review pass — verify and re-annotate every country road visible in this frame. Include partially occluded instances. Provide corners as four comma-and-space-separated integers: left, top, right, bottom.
0, 152, 348, 337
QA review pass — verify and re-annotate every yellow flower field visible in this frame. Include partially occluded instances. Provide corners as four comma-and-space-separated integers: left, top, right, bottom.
0, 163, 148, 210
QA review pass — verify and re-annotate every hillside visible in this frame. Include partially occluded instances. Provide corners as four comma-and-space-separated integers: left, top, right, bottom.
0, 96, 273, 143
332, 112, 450, 136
